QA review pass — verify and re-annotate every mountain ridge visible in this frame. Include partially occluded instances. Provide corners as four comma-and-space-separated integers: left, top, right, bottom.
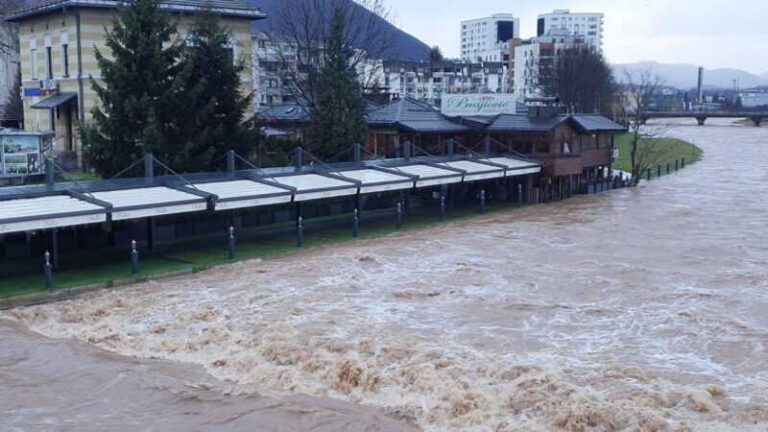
614, 61, 768, 89
249, 0, 431, 62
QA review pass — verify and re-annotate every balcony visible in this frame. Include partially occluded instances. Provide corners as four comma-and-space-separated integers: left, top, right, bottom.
581, 147, 613, 168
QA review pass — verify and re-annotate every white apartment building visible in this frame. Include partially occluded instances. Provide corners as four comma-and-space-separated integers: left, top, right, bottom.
537, 9, 603, 51
460, 14, 519, 62
513, 29, 588, 99
376, 60, 508, 104
252, 34, 510, 110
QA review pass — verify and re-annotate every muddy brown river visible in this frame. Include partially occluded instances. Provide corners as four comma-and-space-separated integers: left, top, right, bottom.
2, 119, 768, 431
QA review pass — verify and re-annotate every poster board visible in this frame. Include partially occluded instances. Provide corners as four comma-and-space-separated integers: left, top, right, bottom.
1, 133, 43, 178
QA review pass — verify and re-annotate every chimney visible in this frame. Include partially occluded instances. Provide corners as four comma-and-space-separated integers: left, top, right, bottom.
697, 67, 704, 105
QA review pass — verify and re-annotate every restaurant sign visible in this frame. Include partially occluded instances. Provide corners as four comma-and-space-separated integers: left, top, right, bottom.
441, 94, 517, 117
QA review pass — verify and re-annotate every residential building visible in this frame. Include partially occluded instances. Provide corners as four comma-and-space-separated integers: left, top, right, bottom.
375, 59, 509, 104
251, 35, 510, 110
460, 14, 519, 62
738, 92, 768, 109
536, 9, 603, 51
513, 29, 588, 99
5, 0, 264, 169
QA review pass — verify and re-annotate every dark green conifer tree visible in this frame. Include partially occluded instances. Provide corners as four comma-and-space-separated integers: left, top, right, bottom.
171, 10, 254, 172
82, 0, 183, 176
307, 3, 368, 160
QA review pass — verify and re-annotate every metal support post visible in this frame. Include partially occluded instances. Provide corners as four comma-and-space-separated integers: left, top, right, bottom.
131, 240, 139, 276
354, 143, 361, 166
228, 226, 236, 260
395, 202, 403, 229
144, 153, 154, 186
294, 147, 303, 172
439, 195, 446, 221
45, 158, 55, 192
48, 228, 60, 269
353, 208, 360, 237
296, 217, 304, 247
226, 150, 236, 178
44, 251, 53, 290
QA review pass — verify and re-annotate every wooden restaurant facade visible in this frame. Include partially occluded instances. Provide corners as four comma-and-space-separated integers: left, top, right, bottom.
255, 98, 626, 199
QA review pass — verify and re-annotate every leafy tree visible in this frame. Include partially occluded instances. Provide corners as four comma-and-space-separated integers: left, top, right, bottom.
82, 0, 184, 177
545, 47, 615, 113
171, 10, 254, 172
307, 3, 368, 159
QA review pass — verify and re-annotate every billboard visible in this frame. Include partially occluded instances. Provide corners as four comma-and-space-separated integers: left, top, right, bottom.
1, 133, 43, 178
441, 94, 517, 117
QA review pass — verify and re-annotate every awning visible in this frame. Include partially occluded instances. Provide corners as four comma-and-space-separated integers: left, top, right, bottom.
31, 92, 77, 109
0, 194, 108, 234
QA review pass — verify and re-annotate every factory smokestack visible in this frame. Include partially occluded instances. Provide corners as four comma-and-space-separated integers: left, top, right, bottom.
697, 67, 704, 105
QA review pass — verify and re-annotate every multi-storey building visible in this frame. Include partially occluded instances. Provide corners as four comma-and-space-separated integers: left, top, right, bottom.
460, 14, 519, 62
536, 9, 603, 51
513, 29, 588, 99
5, 0, 263, 168
251, 35, 510, 110
375, 60, 508, 104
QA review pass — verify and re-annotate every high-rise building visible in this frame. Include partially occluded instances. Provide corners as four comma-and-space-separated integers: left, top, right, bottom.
460, 14, 520, 62
537, 9, 604, 51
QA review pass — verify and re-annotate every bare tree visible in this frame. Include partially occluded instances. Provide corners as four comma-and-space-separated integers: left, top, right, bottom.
267, 0, 394, 108
622, 68, 668, 186
545, 47, 615, 113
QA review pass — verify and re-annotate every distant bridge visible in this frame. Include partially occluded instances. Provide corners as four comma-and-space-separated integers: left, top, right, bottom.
641, 112, 767, 126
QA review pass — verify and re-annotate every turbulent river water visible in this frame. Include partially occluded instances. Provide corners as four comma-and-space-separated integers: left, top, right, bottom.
2, 119, 768, 431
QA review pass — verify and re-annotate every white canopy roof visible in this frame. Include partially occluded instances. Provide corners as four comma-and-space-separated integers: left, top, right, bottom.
437, 160, 506, 181
0, 195, 106, 234
192, 180, 292, 211
336, 169, 414, 194
481, 157, 541, 176
387, 164, 464, 187
268, 174, 357, 202
0, 156, 543, 235
92, 187, 208, 221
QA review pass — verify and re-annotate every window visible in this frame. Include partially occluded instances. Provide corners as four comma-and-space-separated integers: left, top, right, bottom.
46, 46, 53, 79
30, 48, 38, 79
62, 44, 69, 77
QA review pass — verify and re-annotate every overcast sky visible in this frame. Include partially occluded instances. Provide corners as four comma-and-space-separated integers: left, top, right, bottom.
383, 0, 768, 75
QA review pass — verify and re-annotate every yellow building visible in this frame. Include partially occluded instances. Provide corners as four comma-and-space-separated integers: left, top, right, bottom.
5, 0, 264, 169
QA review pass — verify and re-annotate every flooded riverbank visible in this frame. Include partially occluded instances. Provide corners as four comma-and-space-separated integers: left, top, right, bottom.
3, 119, 768, 431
